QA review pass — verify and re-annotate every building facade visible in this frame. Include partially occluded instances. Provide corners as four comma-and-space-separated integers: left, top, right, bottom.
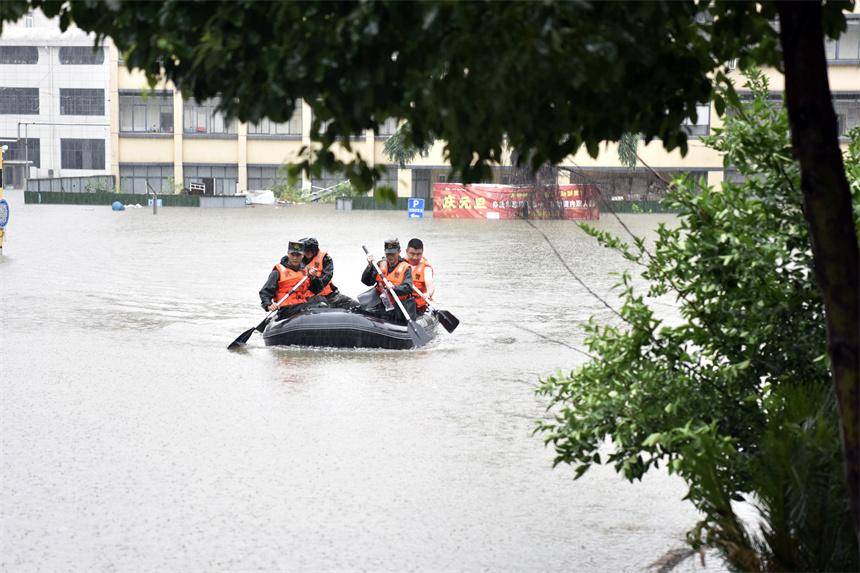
2, 9, 859, 198
0, 10, 112, 190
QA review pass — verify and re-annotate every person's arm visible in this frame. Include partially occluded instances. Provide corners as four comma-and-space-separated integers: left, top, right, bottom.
390, 265, 413, 297
361, 260, 378, 286
259, 269, 279, 310
423, 267, 435, 298
308, 253, 335, 293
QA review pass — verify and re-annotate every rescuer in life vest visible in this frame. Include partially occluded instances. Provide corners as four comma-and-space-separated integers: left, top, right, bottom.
258, 241, 312, 316
300, 237, 359, 310
360, 238, 418, 323
405, 237, 435, 315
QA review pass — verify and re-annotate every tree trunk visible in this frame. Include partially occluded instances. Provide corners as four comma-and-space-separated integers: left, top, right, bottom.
776, 1, 860, 546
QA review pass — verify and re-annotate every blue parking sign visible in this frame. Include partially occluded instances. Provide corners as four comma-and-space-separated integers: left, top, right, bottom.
407, 198, 425, 219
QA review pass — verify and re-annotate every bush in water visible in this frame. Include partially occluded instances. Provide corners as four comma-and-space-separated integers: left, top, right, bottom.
536, 69, 859, 571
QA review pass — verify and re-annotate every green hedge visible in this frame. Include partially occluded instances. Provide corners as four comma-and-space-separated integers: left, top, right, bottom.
25, 191, 200, 207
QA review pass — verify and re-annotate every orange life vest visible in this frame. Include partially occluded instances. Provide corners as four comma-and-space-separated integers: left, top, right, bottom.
375, 258, 412, 301
411, 257, 433, 312
273, 263, 310, 307
305, 249, 334, 296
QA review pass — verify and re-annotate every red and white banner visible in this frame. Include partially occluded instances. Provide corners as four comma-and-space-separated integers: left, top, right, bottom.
432, 183, 599, 220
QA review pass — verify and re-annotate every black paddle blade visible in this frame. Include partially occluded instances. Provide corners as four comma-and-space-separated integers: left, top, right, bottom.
408, 321, 432, 348
227, 326, 256, 351
435, 309, 460, 333
254, 315, 271, 333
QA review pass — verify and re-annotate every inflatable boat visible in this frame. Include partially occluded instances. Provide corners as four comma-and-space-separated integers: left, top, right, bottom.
262, 306, 438, 349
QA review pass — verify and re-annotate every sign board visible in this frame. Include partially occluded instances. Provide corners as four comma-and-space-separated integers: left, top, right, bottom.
432, 183, 599, 220
407, 197, 425, 219
0, 198, 8, 228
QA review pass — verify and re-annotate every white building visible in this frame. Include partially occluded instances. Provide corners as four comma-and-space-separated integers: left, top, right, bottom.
0, 10, 112, 189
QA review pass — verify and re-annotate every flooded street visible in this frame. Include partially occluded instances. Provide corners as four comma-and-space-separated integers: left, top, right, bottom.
1, 192, 710, 571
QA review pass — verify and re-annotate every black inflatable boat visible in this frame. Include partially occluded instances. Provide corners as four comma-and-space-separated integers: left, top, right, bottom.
262, 306, 438, 349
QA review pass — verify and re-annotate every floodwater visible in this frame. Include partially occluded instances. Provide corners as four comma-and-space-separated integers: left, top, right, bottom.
1, 192, 716, 571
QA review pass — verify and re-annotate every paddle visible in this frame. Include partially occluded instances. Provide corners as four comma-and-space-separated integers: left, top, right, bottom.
362, 245, 431, 348
411, 285, 459, 333
227, 275, 309, 350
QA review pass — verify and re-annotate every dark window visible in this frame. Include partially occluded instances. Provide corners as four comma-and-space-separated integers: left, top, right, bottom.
311, 169, 350, 194
183, 164, 238, 195
60, 88, 105, 116
183, 98, 236, 135
59, 46, 104, 65
825, 21, 860, 61
248, 100, 302, 136
0, 87, 39, 114
2, 137, 40, 167
833, 97, 860, 139
119, 164, 173, 194
247, 165, 288, 190
0, 46, 38, 64
375, 165, 398, 191
120, 92, 174, 133
61, 139, 105, 170
412, 169, 431, 199
681, 104, 711, 136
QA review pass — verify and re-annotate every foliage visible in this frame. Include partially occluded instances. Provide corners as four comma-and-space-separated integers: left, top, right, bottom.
536, 70, 858, 570
4, 0, 850, 188
270, 180, 305, 203
383, 121, 433, 167
617, 132, 639, 170
844, 126, 860, 242
165, 176, 184, 195
84, 178, 115, 193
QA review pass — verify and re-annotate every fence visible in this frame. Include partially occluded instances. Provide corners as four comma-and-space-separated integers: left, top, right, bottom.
24, 191, 200, 207
27, 175, 116, 194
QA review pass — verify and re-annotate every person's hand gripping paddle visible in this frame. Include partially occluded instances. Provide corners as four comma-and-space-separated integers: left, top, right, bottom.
411, 285, 459, 333
227, 275, 309, 350
362, 245, 431, 348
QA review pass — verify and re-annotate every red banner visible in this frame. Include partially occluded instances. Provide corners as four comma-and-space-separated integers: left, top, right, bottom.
432, 183, 599, 220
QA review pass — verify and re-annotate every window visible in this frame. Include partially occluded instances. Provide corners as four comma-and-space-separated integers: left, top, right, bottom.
1, 137, 40, 167
0, 46, 38, 64
60, 139, 105, 169
120, 92, 173, 133
247, 165, 288, 190
311, 169, 350, 194
119, 164, 173, 194
826, 38, 838, 60
375, 165, 398, 191
682, 104, 711, 136
376, 118, 399, 137
248, 100, 302, 136
826, 21, 860, 61
59, 46, 104, 65
60, 88, 105, 116
412, 169, 431, 199
183, 98, 237, 135
183, 164, 238, 195
0, 87, 38, 114
833, 97, 860, 138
